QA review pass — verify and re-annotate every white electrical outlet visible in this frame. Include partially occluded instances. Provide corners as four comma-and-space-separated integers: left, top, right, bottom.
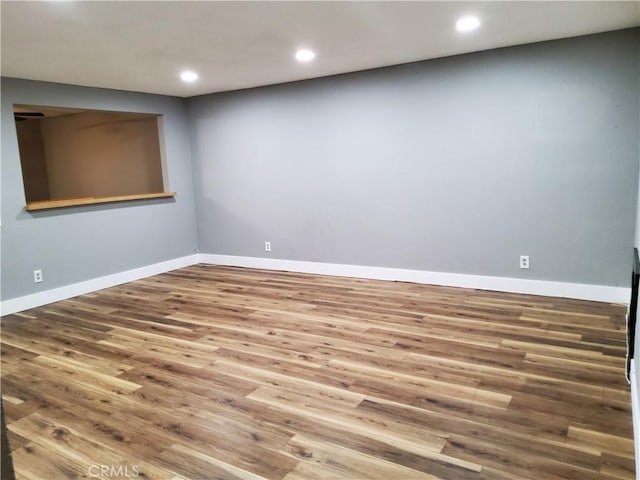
519, 255, 530, 269
265, 241, 271, 252
33, 269, 43, 283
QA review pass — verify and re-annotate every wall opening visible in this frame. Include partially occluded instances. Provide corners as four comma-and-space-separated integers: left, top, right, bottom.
14, 104, 173, 210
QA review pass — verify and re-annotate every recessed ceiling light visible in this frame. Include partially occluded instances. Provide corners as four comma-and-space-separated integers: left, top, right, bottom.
456, 16, 481, 33
180, 71, 199, 83
295, 49, 316, 63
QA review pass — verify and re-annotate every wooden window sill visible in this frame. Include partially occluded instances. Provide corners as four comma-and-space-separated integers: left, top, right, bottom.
25, 192, 176, 211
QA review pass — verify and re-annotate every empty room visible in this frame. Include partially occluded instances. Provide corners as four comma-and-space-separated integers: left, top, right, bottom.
1, 1, 639, 479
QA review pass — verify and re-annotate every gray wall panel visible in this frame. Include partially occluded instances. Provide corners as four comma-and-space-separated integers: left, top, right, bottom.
187, 29, 640, 287
1, 78, 199, 300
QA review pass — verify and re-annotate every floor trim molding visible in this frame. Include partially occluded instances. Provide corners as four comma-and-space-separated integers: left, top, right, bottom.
0, 254, 199, 316
1, 253, 630, 316
199, 254, 630, 304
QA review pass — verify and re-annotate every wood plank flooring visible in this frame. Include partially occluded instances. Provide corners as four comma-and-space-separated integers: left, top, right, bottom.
0, 265, 634, 480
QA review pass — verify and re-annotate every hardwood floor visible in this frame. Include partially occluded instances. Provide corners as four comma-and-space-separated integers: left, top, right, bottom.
0, 265, 634, 480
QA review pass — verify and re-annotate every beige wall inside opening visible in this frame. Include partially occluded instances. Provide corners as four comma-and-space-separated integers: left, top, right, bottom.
14, 105, 166, 204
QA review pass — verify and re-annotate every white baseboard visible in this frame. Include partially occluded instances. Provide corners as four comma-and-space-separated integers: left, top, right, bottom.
0, 254, 199, 316
1, 253, 630, 316
631, 360, 640, 479
198, 254, 630, 304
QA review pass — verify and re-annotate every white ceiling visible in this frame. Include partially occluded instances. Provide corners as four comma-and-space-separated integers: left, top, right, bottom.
2, 1, 639, 98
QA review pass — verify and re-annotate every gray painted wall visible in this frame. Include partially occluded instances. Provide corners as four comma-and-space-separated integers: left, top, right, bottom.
187, 28, 640, 288
1, 78, 199, 301
633, 33, 640, 390
2, 29, 638, 304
